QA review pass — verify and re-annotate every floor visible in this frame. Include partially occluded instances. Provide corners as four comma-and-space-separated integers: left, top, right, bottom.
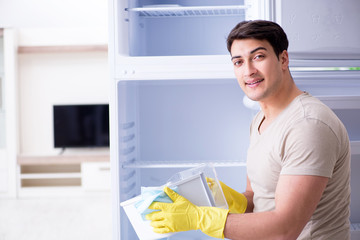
0, 194, 112, 240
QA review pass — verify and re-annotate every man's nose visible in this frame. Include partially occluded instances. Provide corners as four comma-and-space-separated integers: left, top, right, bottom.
243, 61, 257, 77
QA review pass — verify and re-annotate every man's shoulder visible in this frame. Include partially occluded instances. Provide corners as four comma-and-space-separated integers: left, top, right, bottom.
296, 93, 337, 123
288, 93, 349, 143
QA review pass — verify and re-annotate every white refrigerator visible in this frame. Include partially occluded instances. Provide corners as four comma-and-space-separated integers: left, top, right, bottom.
108, 0, 360, 239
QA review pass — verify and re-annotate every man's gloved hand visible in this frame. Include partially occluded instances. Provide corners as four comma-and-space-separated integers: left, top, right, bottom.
146, 186, 229, 239
207, 177, 247, 214
220, 180, 247, 214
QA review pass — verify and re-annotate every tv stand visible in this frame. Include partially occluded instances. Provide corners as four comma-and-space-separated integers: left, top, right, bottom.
58, 147, 66, 155
17, 154, 110, 197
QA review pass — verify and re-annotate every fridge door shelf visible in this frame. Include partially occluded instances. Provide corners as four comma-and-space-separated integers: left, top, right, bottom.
290, 60, 360, 68
317, 96, 360, 110
291, 68, 360, 80
127, 5, 248, 18
351, 141, 360, 156
292, 70, 360, 98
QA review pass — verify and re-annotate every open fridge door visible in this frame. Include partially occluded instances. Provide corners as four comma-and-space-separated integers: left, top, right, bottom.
274, 0, 360, 238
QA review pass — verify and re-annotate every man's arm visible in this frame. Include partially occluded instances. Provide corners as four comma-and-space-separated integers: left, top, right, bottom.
243, 176, 254, 213
224, 174, 328, 240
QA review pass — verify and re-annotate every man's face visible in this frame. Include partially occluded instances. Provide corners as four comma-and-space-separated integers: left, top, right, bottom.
230, 38, 287, 103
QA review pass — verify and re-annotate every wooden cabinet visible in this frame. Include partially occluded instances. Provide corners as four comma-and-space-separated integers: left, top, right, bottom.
17, 154, 110, 197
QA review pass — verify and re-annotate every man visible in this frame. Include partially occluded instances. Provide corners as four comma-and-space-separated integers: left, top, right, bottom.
146, 20, 351, 239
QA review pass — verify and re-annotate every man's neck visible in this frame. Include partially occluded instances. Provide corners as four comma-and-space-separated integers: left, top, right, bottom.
258, 83, 303, 133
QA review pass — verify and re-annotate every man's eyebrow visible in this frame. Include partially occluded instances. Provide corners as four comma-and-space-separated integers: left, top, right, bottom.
251, 47, 267, 54
231, 47, 268, 61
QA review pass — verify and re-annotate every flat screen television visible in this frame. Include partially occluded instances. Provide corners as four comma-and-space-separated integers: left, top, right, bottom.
53, 104, 109, 148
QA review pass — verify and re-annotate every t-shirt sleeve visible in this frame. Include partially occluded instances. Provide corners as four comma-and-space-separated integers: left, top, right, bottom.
280, 118, 340, 178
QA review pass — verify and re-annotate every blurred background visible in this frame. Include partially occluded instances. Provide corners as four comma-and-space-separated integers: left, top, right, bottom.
0, 1, 112, 239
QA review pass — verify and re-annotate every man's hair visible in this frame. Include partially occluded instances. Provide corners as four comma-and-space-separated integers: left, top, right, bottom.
226, 20, 289, 59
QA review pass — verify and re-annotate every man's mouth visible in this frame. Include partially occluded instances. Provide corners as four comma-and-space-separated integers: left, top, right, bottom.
246, 79, 264, 86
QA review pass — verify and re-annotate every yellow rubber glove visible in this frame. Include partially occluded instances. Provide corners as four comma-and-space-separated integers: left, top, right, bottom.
146, 186, 229, 239
220, 180, 247, 214
207, 177, 247, 214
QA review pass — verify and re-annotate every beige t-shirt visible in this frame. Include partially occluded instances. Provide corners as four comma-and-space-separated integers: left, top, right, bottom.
247, 92, 351, 239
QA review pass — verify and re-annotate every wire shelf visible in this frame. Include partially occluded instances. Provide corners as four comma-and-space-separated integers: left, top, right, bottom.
128, 5, 248, 18
121, 160, 247, 169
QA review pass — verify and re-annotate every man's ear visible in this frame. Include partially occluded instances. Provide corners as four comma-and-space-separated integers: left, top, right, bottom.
280, 50, 289, 70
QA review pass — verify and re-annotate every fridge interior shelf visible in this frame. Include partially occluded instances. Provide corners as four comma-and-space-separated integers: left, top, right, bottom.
128, 5, 248, 18
121, 160, 247, 169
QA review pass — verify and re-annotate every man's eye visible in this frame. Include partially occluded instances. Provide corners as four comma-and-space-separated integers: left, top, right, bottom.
233, 60, 243, 66
254, 55, 264, 60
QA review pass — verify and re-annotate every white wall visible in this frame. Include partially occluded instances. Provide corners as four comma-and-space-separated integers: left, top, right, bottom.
0, 36, 4, 112
0, 37, 4, 147
0, 44, 6, 190
17, 28, 108, 47
0, 36, 3, 72
0, 0, 107, 29
18, 51, 109, 155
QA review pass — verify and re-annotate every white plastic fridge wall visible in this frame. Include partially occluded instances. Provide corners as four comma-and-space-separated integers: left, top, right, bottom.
117, 79, 254, 166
